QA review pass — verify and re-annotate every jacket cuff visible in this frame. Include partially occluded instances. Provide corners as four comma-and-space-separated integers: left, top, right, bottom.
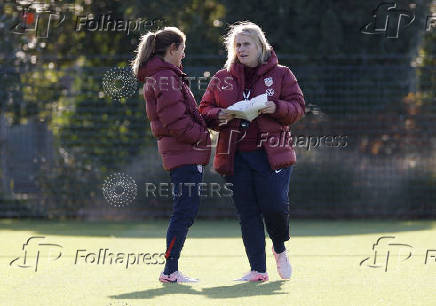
270, 97, 282, 118
208, 107, 222, 120
202, 128, 210, 145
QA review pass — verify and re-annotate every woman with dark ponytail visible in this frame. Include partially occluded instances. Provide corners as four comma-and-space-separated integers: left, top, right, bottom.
132, 27, 211, 283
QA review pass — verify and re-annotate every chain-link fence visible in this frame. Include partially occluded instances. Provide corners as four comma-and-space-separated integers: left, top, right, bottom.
0, 53, 435, 219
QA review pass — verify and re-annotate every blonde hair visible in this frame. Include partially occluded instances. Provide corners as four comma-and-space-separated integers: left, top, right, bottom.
131, 27, 186, 76
223, 21, 272, 71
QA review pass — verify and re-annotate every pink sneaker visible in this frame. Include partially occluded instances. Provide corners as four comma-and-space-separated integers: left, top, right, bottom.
235, 271, 269, 282
272, 247, 292, 279
159, 271, 199, 283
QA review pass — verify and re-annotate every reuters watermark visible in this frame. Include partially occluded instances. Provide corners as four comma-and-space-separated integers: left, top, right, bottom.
102, 172, 138, 207
145, 182, 233, 198
143, 76, 234, 93
102, 67, 138, 101
101, 172, 233, 207
102, 74, 233, 103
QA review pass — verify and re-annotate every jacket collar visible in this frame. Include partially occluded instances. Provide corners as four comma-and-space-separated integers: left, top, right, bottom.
137, 55, 186, 82
229, 49, 278, 79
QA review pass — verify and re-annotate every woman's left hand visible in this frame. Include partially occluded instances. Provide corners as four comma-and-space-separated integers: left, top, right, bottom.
259, 101, 276, 114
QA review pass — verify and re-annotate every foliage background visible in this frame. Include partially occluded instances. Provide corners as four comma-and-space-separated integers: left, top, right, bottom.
0, 0, 434, 219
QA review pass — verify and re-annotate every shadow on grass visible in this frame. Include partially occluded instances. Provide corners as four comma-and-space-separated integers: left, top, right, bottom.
110, 283, 199, 299
201, 281, 287, 299
109, 280, 287, 300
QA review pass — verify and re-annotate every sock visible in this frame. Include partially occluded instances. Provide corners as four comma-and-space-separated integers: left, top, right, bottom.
163, 257, 178, 275
273, 240, 285, 254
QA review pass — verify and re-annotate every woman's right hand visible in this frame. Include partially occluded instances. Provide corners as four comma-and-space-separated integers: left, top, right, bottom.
218, 109, 235, 126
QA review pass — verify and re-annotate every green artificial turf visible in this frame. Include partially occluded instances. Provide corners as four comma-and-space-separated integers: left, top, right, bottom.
1, 219, 435, 306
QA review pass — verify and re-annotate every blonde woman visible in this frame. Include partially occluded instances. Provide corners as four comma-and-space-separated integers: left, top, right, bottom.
199, 22, 305, 281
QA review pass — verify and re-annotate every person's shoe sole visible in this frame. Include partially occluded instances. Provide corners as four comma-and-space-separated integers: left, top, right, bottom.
159, 278, 177, 283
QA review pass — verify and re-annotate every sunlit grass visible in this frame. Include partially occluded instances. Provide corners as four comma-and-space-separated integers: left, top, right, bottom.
2, 219, 435, 306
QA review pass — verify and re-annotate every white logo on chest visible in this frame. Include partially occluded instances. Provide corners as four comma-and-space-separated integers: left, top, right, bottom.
266, 88, 275, 96
264, 77, 273, 87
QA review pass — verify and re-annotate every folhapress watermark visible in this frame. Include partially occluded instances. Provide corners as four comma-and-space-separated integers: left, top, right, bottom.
425, 15, 436, 32
75, 248, 165, 269
9, 236, 165, 272
360, 236, 436, 272
75, 14, 165, 36
9, 236, 62, 272
257, 132, 349, 151
7, 2, 164, 40
8, 1, 72, 39
360, 2, 415, 39
193, 130, 349, 154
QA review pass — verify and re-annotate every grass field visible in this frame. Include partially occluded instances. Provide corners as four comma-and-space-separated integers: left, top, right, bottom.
1, 219, 435, 306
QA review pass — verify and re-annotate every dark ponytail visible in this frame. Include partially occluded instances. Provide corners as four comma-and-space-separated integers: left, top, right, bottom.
132, 27, 186, 77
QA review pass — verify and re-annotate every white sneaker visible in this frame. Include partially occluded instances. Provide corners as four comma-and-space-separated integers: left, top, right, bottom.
235, 270, 269, 282
159, 271, 199, 283
272, 247, 292, 279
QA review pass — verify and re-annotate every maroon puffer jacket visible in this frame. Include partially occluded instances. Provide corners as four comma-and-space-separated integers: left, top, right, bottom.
137, 56, 211, 170
199, 50, 305, 176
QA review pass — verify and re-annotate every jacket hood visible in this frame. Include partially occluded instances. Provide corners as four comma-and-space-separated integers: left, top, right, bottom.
137, 55, 185, 82
229, 49, 279, 79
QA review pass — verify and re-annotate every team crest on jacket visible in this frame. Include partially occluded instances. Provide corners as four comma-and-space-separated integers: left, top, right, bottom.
264, 77, 273, 87
266, 88, 275, 96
